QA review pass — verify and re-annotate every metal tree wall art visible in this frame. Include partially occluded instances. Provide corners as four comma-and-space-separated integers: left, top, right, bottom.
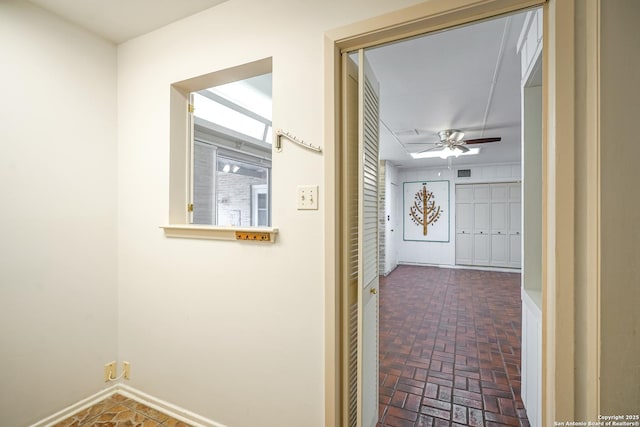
409, 183, 442, 236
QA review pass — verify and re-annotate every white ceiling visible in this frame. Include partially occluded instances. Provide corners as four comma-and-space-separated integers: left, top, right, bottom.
370, 11, 528, 169
27, 0, 229, 43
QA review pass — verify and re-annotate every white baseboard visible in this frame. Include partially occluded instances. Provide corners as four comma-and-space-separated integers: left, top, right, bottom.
30, 384, 226, 427
30, 385, 119, 427
397, 261, 521, 273
117, 384, 227, 427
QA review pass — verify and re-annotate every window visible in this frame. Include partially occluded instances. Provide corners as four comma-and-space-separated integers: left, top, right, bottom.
191, 73, 272, 227
190, 73, 272, 227
166, 58, 276, 240
169, 58, 273, 228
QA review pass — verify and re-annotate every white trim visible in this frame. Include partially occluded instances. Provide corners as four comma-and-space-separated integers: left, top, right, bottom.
29, 384, 226, 427
161, 225, 278, 242
29, 385, 119, 427
397, 261, 521, 274
117, 384, 227, 427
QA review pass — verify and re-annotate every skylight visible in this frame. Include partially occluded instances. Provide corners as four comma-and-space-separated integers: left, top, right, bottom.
193, 73, 272, 144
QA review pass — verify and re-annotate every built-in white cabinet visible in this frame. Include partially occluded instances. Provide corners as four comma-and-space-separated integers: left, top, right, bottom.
522, 290, 542, 427
455, 182, 521, 268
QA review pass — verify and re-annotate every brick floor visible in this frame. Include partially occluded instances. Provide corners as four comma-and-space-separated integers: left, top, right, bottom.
377, 265, 529, 427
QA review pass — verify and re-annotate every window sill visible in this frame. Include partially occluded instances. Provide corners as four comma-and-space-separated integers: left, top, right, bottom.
161, 225, 278, 242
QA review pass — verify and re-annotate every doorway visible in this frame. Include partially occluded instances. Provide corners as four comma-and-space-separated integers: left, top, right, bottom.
323, 1, 582, 426
355, 7, 538, 426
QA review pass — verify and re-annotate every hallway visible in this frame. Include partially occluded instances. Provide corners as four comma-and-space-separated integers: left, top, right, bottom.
377, 265, 528, 427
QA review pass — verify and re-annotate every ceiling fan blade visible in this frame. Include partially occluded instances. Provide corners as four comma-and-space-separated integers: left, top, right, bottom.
395, 129, 420, 136
417, 145, 442, 154
464, 137, 502, 144
457, 145, 470, 153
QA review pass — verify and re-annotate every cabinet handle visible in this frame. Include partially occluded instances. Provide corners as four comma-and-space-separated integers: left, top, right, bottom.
480, 231, 483, 234
498, 231, 501, 234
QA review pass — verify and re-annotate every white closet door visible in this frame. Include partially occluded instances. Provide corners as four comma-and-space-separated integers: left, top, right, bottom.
491, 183, 509, 201
357, 50, 379, 427
491, 202, 508, 232
455, 185, 474, 265
474, 233, 491, 265
509, 181, 522, 200
490, 200, 508, 266
456, 203, 474, 232
473, 197, 490, 265
474, 202, 490, 232
456, 233, 474, 265
510, 201, 522, 233
474, 184, 490, 201
457, 184, 474, 202
509, 183, 522, 268
456, 182, 522, 268
491, 233, 509, 266
509, 233, 522, 268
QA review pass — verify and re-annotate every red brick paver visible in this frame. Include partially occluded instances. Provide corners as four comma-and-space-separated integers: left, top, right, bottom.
377, 266, 529, 427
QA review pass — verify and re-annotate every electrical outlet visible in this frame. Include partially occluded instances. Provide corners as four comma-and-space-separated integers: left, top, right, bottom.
104, 361, 116, 382
123, 361, 130, 380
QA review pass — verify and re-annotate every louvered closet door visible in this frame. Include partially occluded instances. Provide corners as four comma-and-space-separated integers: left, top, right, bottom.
342, 55, 360, 427
357, 49, 379, 427
342, 50, 380, 427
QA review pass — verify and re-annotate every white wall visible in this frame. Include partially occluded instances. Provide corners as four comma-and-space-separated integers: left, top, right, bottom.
115, 1, 422, 426
0, 2, 118, 426
396, 163, 520, 266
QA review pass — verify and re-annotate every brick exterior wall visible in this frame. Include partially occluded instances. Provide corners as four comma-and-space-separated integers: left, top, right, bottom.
216, 172, 266, 227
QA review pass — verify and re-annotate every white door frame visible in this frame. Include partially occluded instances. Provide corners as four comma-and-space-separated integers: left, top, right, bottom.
324, 0, 602, 426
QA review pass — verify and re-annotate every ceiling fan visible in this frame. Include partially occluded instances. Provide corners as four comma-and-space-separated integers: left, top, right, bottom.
410, 129, 502, 153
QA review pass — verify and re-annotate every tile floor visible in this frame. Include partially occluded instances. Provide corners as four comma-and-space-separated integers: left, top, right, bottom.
52, 393, 192, 427
51, 265, 525, 427
377, 265, 528, 427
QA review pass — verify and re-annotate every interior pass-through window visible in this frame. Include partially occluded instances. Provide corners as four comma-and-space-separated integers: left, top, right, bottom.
189, 71, 272, 227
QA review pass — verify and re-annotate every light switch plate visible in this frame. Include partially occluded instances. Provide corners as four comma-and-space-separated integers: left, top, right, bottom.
297, 185, 318, 210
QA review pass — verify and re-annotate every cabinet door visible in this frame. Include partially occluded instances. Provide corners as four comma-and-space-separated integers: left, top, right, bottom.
491, 233, 509, 267
509, 183, 522, 268
456, 232, 474, 265
456, 202, 474, 233
509, 233, 522, 268
509, 201, 522, 234
509, 182, 522, 201
474, 203, 490, 233
473, 233, 491, 265
456, 184, 474, 202
474, 184, 490, 201
491, 183, 508, 201
491, 202, 508, 233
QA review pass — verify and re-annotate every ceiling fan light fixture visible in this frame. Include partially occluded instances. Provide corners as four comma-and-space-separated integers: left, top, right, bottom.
411, 147, 480, 160
438, 129, 464, 142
